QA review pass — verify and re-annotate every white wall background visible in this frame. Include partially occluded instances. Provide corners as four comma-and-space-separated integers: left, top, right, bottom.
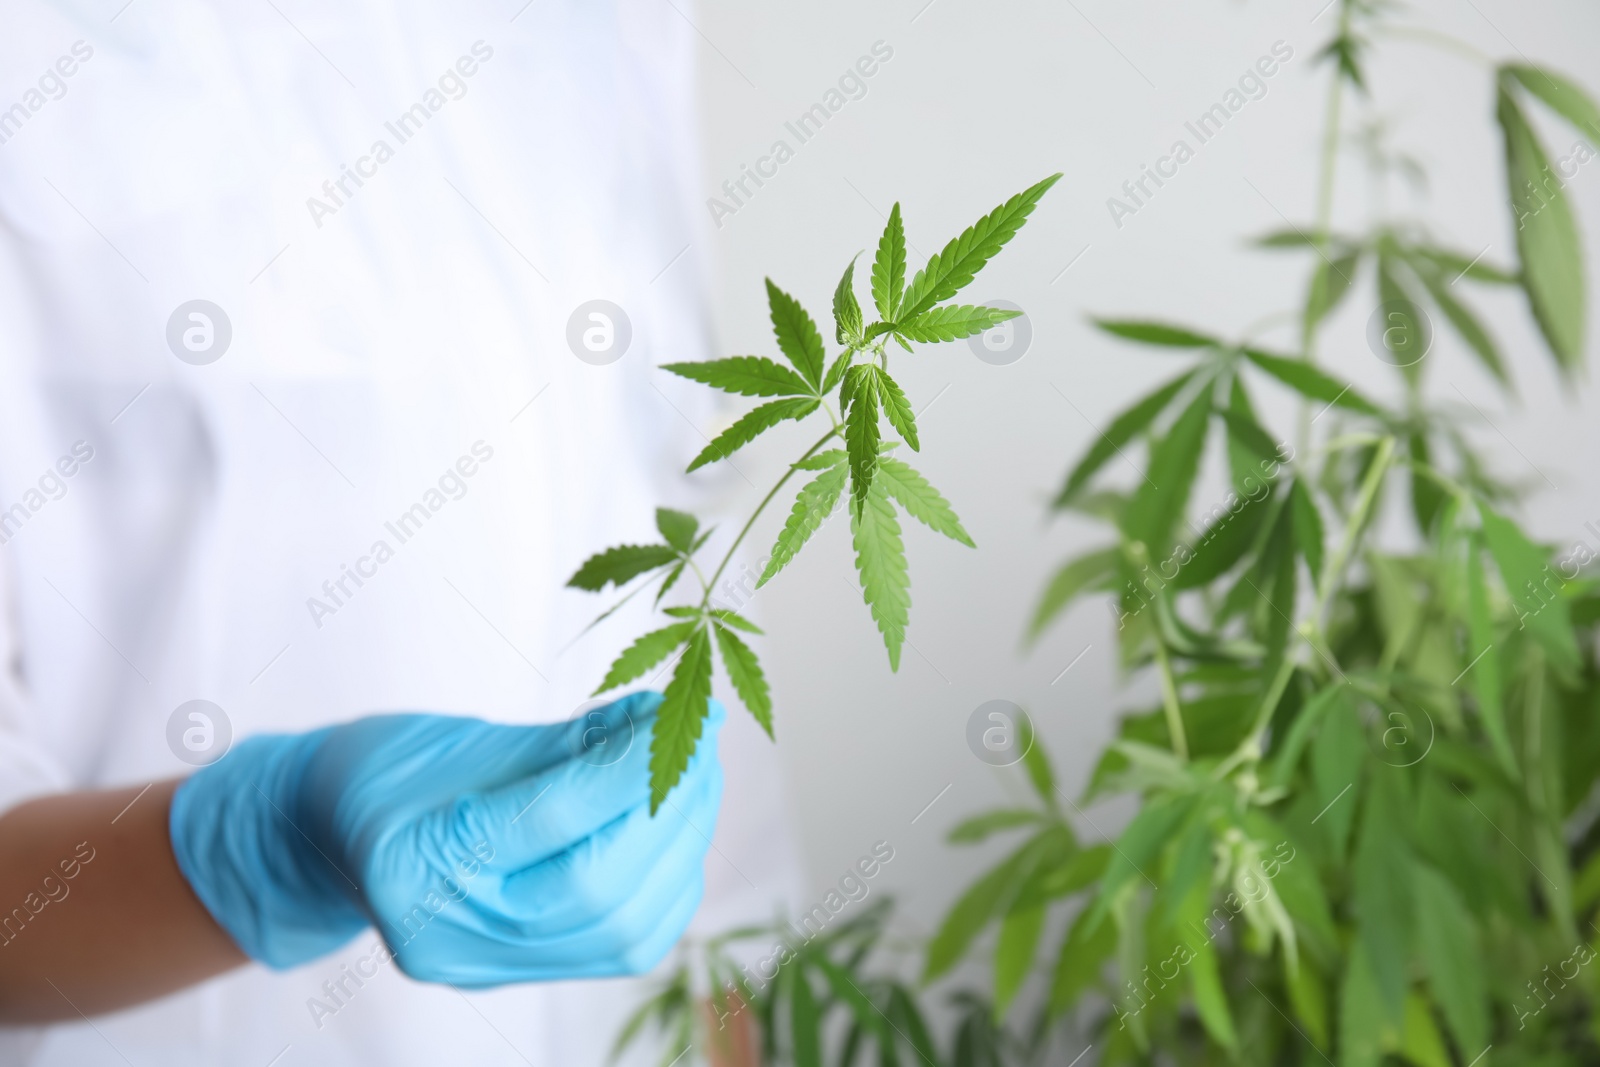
686, 0, 1600, 962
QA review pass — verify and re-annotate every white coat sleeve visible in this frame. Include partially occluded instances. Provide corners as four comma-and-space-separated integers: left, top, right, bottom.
0, 548, 69, 814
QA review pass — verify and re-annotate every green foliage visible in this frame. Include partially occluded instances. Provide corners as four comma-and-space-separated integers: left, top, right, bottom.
872, 202, 907, 322
758, 454, 848, 588
1497, 65, 1593, 371
947, 809, 1045, 843
566, 543, 681, 591
767, 279, 829, 388
833, 254, 864, 346
652, 624, 714, 812
851, 473, 912, 671
1241, 347, 1381, 416
1053, 369, 1198, 508
929, 7, 1600, 1065
713, 624, 773, 739
686, 397, 820, 472
877, 456, 975, 548
842, 363, 885, 508
616, 6, 1600, 1063
1119, 386, 1211, 557
1028, 546, 1120, 640
663, 355, 815, 398
612, 902, 1032, 1067
1092, 319, 1218, 348
898, 173, 1060, 323
593, 622, 697, 696
898, 303, 1021, 343
570, 178, 1057, 808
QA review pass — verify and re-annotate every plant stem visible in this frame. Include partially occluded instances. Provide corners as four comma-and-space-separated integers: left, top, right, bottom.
1296, 0, 1350, 458
698, 425, 842, 607
1127, 539, 1191, 762
1523, 647, 1548, 816
1225, 437, 1395, 771
1154, 640, 1190, 762
1251, 656, 1302, 745
688, 558, 712, 596
1312, 435, 1394, 632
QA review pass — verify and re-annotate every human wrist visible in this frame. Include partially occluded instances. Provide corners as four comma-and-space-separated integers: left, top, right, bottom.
168, 728, 368, 968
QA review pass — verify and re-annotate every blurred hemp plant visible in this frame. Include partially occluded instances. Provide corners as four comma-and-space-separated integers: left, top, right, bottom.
613, 901, 1039, 1067
569, 175, 1061, 810
929, 3, 1600, 1065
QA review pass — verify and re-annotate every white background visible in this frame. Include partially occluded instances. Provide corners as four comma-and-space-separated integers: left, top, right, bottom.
687, 0, 1600, 974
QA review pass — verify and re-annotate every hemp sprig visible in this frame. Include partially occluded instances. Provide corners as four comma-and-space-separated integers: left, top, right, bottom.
568, 174, 1061, 810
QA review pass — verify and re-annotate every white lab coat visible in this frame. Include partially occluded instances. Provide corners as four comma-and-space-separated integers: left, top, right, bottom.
0, 1, 802, 1063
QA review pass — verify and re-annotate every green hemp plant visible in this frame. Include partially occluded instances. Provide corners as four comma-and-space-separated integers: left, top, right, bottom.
611, 7, 1600, 1067
568, 174, 1061, 811
610, 901, 1005, 1067
928, 4, 1600, 1066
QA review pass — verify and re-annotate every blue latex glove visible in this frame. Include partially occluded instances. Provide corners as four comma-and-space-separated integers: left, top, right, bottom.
169, 692, 723, 986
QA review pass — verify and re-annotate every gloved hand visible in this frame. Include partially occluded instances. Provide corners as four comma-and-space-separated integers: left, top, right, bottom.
169, 691, 723, 986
